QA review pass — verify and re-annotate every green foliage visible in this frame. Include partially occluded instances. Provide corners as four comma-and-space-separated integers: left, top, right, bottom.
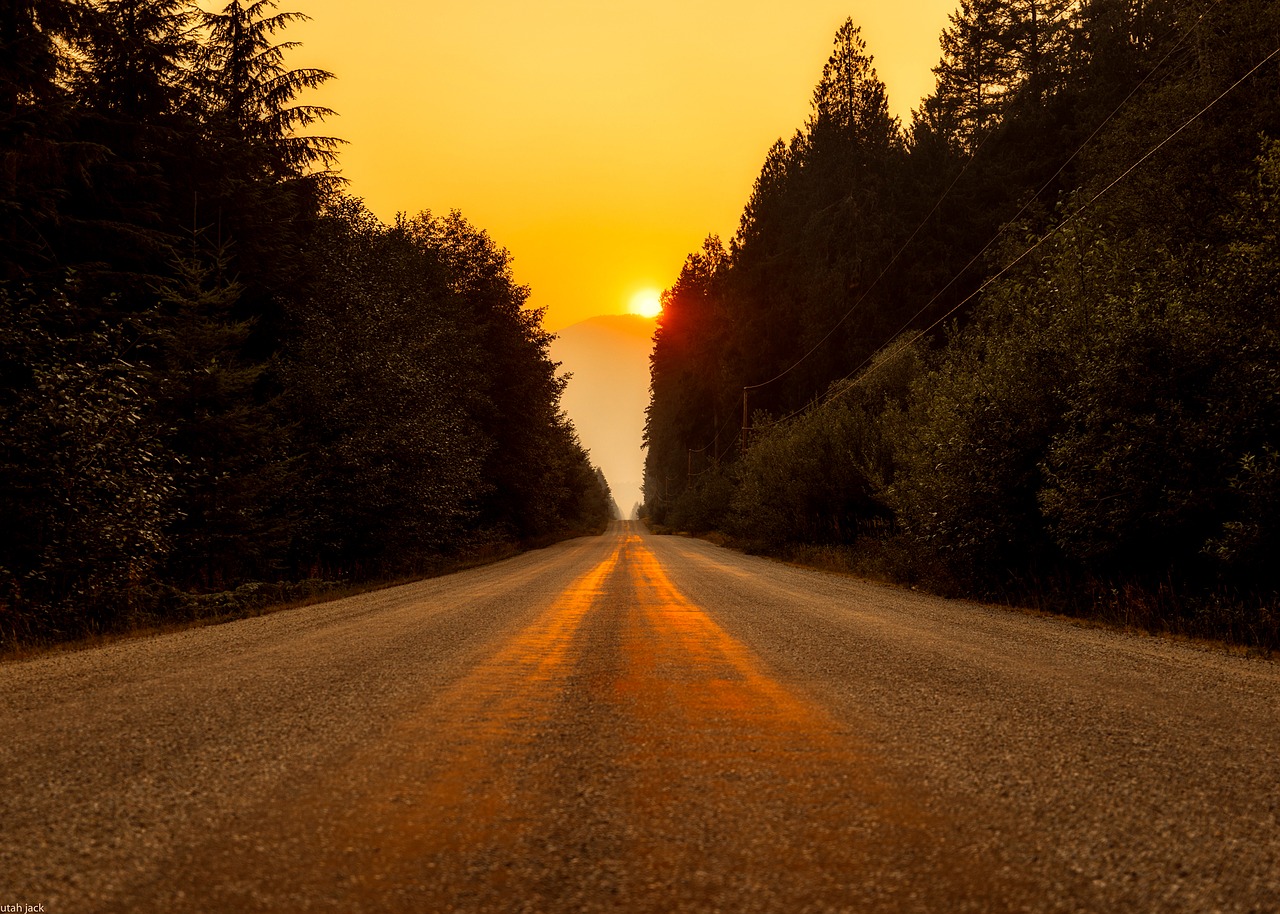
0, 3, 610, 646
732, 405, 876, 546
645, 20, 908, 519
644, 237, 731, 513
1208, 448, 1280, 580
282, 198, 485, 572
0, 284, 176, 637
892, 136, 1280, 603
279, 196, 611, 575
424, 211, 580, 539
547, 427, 616, 536
646, 2, 1280, 642
733, 348, 915, 547
667, 467, 734, 534
150, 235, 291, 585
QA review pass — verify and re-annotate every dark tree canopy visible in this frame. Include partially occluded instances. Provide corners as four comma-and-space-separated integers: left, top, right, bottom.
644, 2, 1280, 645
0, 1, 612, 646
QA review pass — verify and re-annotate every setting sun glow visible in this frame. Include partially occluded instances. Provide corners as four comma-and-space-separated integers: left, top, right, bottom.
629, 289, 663, 319
293, 0, 957, 330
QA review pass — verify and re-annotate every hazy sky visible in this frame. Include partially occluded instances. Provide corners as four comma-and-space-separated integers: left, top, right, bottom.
290, 1, 958, 330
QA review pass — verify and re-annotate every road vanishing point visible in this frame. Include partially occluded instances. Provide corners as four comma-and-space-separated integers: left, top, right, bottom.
2, 521, 1278, 912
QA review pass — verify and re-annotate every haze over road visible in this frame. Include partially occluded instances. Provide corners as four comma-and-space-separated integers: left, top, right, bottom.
3, 523, 1277, 912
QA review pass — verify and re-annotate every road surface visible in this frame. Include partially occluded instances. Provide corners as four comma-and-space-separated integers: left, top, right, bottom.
2, 521, 1277, 912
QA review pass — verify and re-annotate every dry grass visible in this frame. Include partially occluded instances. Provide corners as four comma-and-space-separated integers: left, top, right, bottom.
0, 540, 533, 665
671, 528, 1278, 659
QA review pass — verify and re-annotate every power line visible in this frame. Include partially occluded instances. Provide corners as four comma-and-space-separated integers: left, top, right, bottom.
741, 1, 1083, 396
835, 1, 1216, 375
814, 36, 1280, 413
683, 4, 1246, 457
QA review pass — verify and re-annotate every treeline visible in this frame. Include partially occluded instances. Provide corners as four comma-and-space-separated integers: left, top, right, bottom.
1, 1, 612, 646
645, 0, 1280, 644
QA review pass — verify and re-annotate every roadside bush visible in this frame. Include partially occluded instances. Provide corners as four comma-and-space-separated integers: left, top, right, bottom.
0, 286, 176, 641
667, 466, 734, 533
729, 348, 914, 547
892, 140, 1280, 611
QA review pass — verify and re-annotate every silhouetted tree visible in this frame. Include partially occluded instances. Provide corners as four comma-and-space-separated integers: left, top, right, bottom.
0, 0, 90, 279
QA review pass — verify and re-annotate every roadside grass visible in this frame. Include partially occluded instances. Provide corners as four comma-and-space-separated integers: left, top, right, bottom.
645, 521, 1278, 657
0, 531, 602, 665
1002, 574, 1280, 657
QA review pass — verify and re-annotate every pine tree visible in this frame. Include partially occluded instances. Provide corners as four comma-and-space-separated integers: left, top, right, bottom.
193, 0, 343, 353
80, 0, 198, 121
198, 0, 340, 179
148, 233, 290, 586
931, 0, 1019, 151
0, 0, 88, 279
61, 0, 206, 293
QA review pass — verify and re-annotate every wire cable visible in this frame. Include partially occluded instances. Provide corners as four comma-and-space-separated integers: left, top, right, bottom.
842, 1, 1216, 375
816, 37, 1280, 411
741, 2, 1082, 395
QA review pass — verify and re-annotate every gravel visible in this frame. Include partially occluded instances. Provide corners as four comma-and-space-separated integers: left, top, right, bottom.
2, 522, 1276, 913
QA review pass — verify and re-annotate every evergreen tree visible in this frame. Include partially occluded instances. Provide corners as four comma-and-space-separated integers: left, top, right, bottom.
194, 0, 342, 348
644, 237, 729, 519
198, 0, 340, 179
79, 0, 198, 121
148, 234, 292, 586
930, 0, 1018, 151
62, 0, 206, 294
0, 0, 88, 279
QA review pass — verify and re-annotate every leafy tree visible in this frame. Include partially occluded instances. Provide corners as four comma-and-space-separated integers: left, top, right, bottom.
0, 283, 175, 635
732, 402, 885, 547
1040, 139, 1280, 584
281, 198, 485, 573
0, 2, 612, 646
594, 467, 620, 521
891, 133, 1280, 599
643, 0, 1280, 645
422, 211, 574, 539
283, 197, 608, 572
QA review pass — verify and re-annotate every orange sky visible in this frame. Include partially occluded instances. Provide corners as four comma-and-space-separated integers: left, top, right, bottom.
291, 2, 958, 330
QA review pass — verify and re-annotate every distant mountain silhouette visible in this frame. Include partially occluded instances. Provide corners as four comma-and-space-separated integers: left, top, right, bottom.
551, 314, 655, 518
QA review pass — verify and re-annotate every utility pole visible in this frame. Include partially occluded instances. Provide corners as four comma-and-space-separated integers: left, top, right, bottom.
741, 388, 750, 453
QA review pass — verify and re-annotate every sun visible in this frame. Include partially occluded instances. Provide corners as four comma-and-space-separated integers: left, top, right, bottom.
628, 288, 663, 319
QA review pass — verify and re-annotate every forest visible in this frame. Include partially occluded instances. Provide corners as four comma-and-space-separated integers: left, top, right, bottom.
1, 1, 614, 647
644, 0, 1280, 646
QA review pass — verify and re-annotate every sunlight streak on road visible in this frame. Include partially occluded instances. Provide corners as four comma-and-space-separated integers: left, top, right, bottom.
140, 526, 1012, 911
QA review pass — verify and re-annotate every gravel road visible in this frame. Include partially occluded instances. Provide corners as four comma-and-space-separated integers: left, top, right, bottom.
2, 521, 1277, 912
